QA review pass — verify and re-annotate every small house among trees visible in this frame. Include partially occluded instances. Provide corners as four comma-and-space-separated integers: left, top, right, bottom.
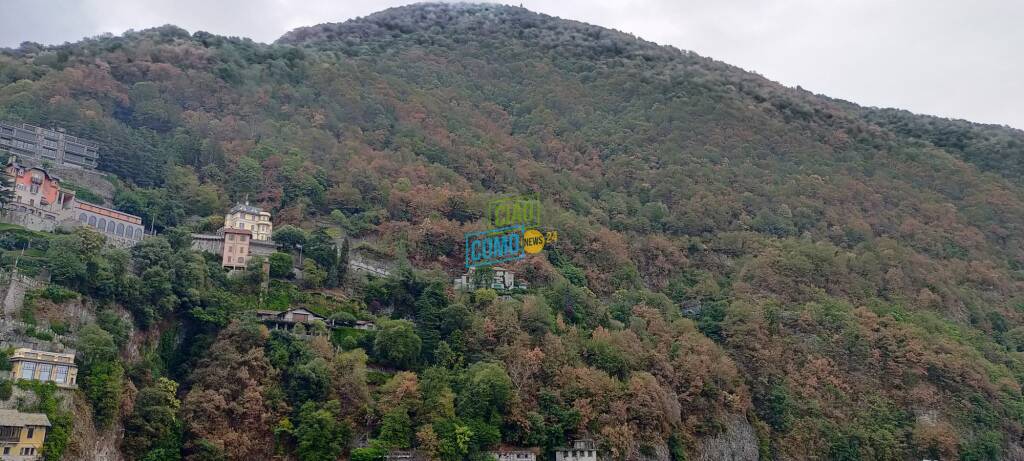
0, 409, 50, 460
453, 266, 526, 291
555, 439, 599, 461
490, 446, 540, 461
256, 308, 334, 333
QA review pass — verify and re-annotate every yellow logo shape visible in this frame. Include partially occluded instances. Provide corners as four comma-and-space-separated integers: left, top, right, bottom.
523, 229, 545, 254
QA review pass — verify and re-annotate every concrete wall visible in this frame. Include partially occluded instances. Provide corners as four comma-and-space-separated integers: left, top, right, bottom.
0, 210, 58, 233
43, 165, 113, 203
250, 239, 278, 257
191, 234, 223, 254
0, 271, 44, 316
350, 257, 391, 277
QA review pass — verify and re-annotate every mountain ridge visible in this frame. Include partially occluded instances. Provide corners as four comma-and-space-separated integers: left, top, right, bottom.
0, 3, 1022, 460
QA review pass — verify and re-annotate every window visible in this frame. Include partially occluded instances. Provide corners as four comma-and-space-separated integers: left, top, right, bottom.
0, 426, 19, 440
237, 257, 244, 263
3, 446, 9, 454
88, 215, 97, 227
116, 223, 124, 236
54, 365, 68, 383
26, 428, 33, 439
106, 220, 115, 233
37, 363, 51, 381
227, 234, 234, 241
97, 218, 106, 231
134, 228, 143, 240
20, 361, 35, 379
78, 212, 87, 222
228, 246, 234, 254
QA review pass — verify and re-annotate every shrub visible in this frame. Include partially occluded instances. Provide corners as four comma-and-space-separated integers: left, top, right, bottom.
269, 252, 294, 278
351, 446, 386, 461
25, 326, 54, 341
0, 379, 12, 400
16, 381, 71, 461
40, 285, 79, 303
0, 348, 12, 371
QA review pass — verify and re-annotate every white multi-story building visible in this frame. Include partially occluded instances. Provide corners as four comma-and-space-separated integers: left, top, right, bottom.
453, 266, 525, 291
489, 447, 539, 461
555, 439, 598, 461
224, 202, 272, 241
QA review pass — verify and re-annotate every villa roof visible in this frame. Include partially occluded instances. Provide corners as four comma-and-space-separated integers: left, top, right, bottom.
230, 202, 266, 214
7, 159, 62, 183
0, 410, 50, 427
491, 445, 541, 454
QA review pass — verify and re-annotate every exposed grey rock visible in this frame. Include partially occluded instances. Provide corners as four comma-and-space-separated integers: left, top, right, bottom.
695, 415, 759, 461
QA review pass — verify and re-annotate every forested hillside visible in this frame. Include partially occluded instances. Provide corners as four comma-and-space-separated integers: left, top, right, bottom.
1, 3, 1024, 460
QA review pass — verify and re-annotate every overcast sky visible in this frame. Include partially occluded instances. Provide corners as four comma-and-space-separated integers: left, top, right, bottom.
1, 0, 1021, 129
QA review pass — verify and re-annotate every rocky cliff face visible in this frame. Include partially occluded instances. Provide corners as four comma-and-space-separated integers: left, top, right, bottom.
0, 290, 138, 461
695, 416, 759, 461
65, 391, 129, 461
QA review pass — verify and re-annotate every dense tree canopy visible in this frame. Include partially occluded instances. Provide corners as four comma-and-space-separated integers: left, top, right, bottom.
1, 3, 1024, 460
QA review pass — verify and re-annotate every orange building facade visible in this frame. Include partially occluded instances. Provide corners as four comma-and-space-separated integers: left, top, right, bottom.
4, 160, 145, 247
222, 228, 252, 269
6, 163, 74, 217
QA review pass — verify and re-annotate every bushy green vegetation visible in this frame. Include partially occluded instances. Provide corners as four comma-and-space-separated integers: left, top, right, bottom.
60, 181, 105, 205
16, 381, 72, 461
0, 3, 1022, 460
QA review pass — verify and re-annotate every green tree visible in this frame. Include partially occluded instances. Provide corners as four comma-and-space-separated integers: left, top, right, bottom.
77, 324, 123, 428
81, 359, 124, 428
124, 378, 182, 460
302, 260, 327, 289
273, 225, 308, 250
338, 238, 350, 283
304, 229, 339, 284
295, 400, 350, 461
269, 252, 294, 278
230, 157, 263, 201
379, 407, 414, 448
46, 228, 105, 289
374, 320, 422, 369
457, 362, 512, 422
0, 168, 13, 208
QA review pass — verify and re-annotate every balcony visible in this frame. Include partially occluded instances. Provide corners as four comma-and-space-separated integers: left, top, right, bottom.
0, 429, 20, 443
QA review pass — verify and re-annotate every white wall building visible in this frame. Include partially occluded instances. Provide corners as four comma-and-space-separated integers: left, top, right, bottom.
225, 202, 272, 241
554, 440, 598, 461
453, 266, 524, 291
489, 447, 538, 461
